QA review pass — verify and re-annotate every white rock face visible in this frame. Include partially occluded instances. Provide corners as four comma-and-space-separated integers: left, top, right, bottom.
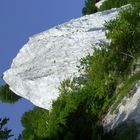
3, 8, 119, 110
103, 81, 140, 132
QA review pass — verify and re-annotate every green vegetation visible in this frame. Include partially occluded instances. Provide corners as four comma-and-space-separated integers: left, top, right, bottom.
21, 2, 140, 140
82, 0, 97, 15
21, 107, 49, 140
0, 84, 21, 104
99, 0, 139, 11
82, 0, 140, 15
45, 86, 104, 140
0, 118, 13, 139
0, 117, 22, 140
0, 84, 24, 139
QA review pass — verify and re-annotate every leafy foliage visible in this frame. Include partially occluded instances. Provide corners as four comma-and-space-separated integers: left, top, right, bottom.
0, 84, 21, 104
82, 0, 97, 15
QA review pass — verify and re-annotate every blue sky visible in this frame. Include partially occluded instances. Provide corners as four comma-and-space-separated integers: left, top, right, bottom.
0, 0, 85, 139
0, 0, 85, 84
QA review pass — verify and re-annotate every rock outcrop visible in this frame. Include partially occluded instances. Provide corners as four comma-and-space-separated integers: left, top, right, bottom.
3, 8, 119, 110
103, 81, 140, 132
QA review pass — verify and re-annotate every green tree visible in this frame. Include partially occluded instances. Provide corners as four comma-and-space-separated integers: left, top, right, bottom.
82, 0, 97, 15
99, 0, 139, 11
0, 84, 21, 104
21, 107, 49, 140
0, 118, 13, 140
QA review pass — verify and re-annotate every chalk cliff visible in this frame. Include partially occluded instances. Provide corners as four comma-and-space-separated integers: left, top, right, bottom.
3, 8, 119, 110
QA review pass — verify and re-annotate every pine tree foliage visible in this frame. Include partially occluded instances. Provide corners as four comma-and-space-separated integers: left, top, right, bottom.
21, 107, 49, 140
99, 0, 139, 11
82, 0, 97, 15
0, 118, 13, 140
0, 84, 21, 104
